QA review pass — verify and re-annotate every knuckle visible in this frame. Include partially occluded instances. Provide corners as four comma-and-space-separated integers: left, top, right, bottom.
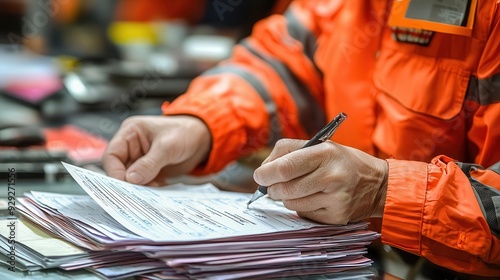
277, 182, 295, 199
139, 156, 157, 171
268, 181, 293, 200
122, 116, 140, 126
120, 118, 145, 134
334, 191, 352, 204
274, 138, 297, 151
282, 199, 297, 210
276, 157, 294, 181
283, 198, 308, 211
275, 138, 289, 147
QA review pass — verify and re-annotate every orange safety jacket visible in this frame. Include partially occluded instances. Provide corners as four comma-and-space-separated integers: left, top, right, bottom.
162, 0, 500, 275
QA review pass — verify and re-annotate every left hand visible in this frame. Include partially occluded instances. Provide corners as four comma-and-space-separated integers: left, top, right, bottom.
253, 139, 388, 225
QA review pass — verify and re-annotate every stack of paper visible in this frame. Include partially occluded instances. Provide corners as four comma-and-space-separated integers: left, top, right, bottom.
5, 163, 380, 279
0, 219, 144, 272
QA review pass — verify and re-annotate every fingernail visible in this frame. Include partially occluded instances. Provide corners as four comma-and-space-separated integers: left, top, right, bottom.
127, 172, 143, 184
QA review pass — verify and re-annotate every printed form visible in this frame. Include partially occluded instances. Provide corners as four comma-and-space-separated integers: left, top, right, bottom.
61, 163, 323, 242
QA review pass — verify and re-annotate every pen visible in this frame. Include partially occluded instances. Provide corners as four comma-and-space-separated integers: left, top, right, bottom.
246, 112, 347, 208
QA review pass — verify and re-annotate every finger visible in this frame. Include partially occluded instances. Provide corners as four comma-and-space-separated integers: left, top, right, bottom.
281, 192, 328, 212
145, 160, 200, 186
102, 133, 131, 180
261, 139, 307, 165
102, 123, 149, 180
125, 133, 189, 184
124, 138, 169, 184
297, 209, 349, 225
102, 153, 127, 181
254, 146, 322, 186
266, 174, 325, 200
124, 129, 151, 167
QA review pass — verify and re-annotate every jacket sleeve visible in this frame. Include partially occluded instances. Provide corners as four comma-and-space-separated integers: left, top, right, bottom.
161, 0, 341, 175
383, 157, 500, 276
381, 10, 500, 276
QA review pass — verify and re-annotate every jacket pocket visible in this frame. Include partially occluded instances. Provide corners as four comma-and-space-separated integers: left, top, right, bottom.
373, 48, 470, 120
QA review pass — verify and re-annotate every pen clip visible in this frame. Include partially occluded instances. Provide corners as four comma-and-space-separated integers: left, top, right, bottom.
319, 112, 347, 142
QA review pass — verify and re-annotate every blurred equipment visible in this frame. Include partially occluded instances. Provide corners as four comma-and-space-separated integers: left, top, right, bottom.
63, 64, 123, 104
0, 148, 70, 182
23, 0, 121, 60
0, 126, 45, 147
0, 50, 62, 107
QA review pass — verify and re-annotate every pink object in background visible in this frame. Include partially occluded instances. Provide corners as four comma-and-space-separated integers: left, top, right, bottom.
3, 75, 62, 105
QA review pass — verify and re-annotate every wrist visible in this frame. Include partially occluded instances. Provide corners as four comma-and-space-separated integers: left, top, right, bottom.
372, 159, 388, 218
193, 118, 212, 164
170, 115, 212, 163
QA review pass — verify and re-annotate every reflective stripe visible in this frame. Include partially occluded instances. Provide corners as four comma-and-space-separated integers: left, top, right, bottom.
202, 65, 282, 146
465, 74, 500, 105
459, 162, 500, 239
493, 196, 500, 233
241, 40, 326, 137
284, 9, 322, 76
489, 161, 500, 174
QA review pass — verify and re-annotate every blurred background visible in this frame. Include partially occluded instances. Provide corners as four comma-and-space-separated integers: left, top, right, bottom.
0, 0, 291, 190
0, 0, 291, 119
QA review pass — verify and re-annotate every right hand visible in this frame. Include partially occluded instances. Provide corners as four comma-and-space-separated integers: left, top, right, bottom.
102, 115, 211, 186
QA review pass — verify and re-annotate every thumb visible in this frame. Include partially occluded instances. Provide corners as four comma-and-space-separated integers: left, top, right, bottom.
125, 154, 162, 185
125, 141, 170, 185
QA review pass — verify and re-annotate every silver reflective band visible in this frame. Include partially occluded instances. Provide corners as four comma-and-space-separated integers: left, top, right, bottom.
203, 65, 282, 146
241, 40, 326, 137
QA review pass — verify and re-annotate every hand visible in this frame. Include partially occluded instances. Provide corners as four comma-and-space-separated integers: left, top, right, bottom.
253, 139, 388, 225
102, 115, 211, 186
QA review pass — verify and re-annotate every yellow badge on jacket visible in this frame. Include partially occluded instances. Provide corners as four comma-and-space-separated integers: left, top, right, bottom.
388, 0, 477, 37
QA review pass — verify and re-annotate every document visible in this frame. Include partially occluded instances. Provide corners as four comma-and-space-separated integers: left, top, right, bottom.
0, 219, 86, 270
24, 192, 139, 241
0, 162, 380, 279
61, 162, 325, 242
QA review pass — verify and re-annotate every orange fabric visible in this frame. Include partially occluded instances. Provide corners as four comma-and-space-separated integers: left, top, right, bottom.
247, 19, 324, 107
162, 0, 500, 275
384, 157, 500, 276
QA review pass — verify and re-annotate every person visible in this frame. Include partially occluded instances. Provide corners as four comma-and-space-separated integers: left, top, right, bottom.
102, 0, 500, 276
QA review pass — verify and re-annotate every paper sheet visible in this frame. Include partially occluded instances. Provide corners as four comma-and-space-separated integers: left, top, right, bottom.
26, 192, 139, 241
0, 219, 85, 258
61, 162, 324, 242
